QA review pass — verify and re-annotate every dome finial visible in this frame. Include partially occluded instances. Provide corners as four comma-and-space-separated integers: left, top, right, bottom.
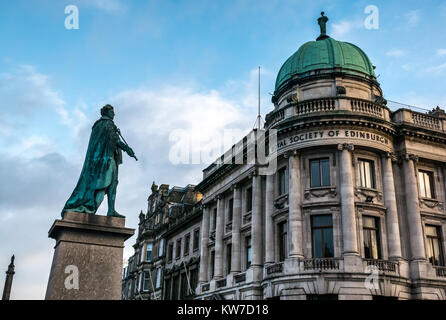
317, 11, 330, 41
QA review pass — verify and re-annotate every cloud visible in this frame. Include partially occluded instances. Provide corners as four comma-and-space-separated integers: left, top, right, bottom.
77, 0, 125, 13
386, 49, 407, 57
405, 10, 420, 27
436, 49, 446, 56
331, 21, 353, 38
427, 62, 446, 75
0, 66, 262, 299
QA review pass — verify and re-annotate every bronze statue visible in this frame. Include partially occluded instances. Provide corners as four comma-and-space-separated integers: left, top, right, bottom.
317, 12, 329, 41
62, 104, 137, 218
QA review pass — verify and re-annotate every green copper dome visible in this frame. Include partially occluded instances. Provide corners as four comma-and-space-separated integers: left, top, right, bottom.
275, 37, 376, 92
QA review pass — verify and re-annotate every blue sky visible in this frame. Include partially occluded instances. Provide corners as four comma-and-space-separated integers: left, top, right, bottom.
1, 0, 446, 299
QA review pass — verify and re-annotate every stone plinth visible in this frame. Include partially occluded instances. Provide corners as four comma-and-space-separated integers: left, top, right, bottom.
45, 211, 134, 300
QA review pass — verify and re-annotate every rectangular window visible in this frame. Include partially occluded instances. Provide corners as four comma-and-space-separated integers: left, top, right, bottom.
419, 170, 435, 199
311, 215, 334, 258
176, 239, 181, 259
358, 159, 376, 188
246, 187, 253, 212
164, 277, 171, 300
167, 243, 173, 262
278, 167, 287, 195
210, 250, 215, 279
426, 225, 445, 266
226, 243, 232, 275
193, 228, 200, 251
184, 234, 190, 256
278, 221, 288, 261
146, 243, 153, 262
246, 236, 252, 269
172, 275, 179, 300
158, 238, 165, 257
143, 272, 150, 291
363, 216, 381, 259
310, 158, 330, 188
228, 198, 234, 223
156, 268, 162, 288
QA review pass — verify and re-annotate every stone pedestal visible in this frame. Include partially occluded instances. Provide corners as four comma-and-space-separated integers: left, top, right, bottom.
45, 211, 134, 300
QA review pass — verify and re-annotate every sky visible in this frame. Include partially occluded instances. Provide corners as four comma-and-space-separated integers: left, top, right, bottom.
1, 0, 446, 299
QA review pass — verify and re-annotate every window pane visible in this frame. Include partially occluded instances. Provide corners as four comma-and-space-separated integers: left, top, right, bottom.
312, 215, 333, 227
313, 230, 323, 258
311, 160, 321, 187
364, 230, 372, 259
433, 240, 441, 265
424, 173, 432, 198
419, 171, 426, 197
321, 158, 330, 186
426, 226, 438, 237
370, 231, 378, 259
323, 228, 334, 257
363, 216, 375, 228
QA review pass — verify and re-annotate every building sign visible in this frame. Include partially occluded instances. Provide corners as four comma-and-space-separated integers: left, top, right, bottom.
277, 129, 389, 149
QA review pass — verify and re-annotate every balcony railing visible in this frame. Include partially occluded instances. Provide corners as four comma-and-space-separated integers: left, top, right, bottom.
266, 262, 283, 275
216, 278, 227, 289
411, 112, 441, 130
234, 272, 246, 283
201, 283, 210, 292
350, 99, 383, 118
303, 258, 340, 271
434, 266, 446, 278
296, 98, 336, 115
365, 259, 399, 273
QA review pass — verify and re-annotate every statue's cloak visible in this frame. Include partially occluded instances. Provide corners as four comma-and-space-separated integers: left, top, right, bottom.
62, 117, 122, 215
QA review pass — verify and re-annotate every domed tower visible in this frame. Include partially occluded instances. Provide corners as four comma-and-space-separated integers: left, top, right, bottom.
266, 12, 388, 130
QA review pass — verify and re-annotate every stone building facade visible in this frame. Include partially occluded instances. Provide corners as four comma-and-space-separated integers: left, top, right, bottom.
123, 17, 446, 300
122, 182, 202, 300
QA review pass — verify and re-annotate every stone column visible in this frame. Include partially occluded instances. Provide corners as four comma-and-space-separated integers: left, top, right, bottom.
214, 196, 225, 279
199, 204, 210, 283
251, 172, 263, 280
402, 154, 425, 261
381, 153, 403, 260
338, 143, 359, 256
288, 151, 304, 258
231, 184, 242, 273
45, 212, 134, 300
2, 255, 15, 300
265, 174, 275, 264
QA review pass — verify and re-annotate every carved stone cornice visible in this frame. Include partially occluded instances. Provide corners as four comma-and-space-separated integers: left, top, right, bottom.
419, 198, 444, 210
337, 143, 354, 151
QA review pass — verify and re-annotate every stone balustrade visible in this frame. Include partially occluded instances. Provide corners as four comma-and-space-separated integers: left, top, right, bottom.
234, 272, 246, 283
364, 259, 399, 273
350, 98, 383, 118
393, 109, 446, 132
303, 258, 341, 271
266, 262, 284, 275
434, 266, 446, 278
216, 278, 227, 288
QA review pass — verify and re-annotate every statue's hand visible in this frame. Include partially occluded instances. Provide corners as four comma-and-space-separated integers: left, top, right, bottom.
127, 147, 138, 161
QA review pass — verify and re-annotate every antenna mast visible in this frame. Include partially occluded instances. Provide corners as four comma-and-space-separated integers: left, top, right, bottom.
254, 66, 263, 129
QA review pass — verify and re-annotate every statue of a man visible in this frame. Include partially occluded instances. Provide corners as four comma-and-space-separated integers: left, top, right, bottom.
317, 12, 329, 40
62, 104, 136, 218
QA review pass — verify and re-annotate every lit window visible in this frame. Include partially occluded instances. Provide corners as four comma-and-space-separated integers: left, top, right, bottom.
310, 158, 330, 187
311, 215, 334, 258
358, 159, 376, 188
146, 243, 152, 262
246, 236, 252, 269
363, 216, 381, 259
156, 268, 162, 288
158, 238, 164, 257
143, 272, 150, 291
419, 170, 435, 199
426, 225, 444, 266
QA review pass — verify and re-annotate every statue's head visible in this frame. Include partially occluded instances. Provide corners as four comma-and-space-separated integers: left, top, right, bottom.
100, 104, 115, 119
